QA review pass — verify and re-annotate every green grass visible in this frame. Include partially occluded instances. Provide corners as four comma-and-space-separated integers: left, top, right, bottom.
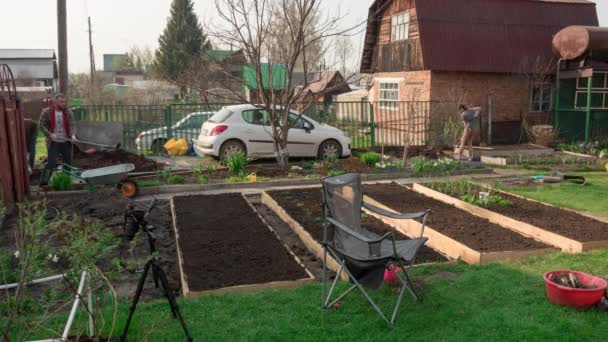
508, 172, 608, 215
138, 180, 163, 188
23, 250, 608, 341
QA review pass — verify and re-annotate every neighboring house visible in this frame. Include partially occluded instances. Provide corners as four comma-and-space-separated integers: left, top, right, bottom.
360, 0, 598, 144
242, 64, 288, 103
296, 70, 351, 106
102, 54, 144, 85
0, 49, 58, 90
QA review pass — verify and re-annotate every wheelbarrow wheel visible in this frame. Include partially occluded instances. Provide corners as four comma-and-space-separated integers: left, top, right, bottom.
118, 178, 139, 198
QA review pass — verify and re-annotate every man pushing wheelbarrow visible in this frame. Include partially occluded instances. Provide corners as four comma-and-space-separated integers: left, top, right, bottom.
39, 93, 77, 186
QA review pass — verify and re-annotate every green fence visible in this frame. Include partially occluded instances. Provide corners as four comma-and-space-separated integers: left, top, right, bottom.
72, 101, 435, 155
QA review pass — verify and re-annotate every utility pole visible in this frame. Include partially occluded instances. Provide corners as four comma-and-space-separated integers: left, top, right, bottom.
88, 17, 96, 85
57, 0, 68, 94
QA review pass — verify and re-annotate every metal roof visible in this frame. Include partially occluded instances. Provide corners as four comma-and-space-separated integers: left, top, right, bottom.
0, 49, 56, 59
360, 0, 598, 74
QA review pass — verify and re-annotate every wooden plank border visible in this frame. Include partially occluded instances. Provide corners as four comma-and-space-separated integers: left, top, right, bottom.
362, 194, 558, 264
171, 194, 315, 298
170, 198, 190, 297
261, 191, 349, 281
410, 183, 588, 253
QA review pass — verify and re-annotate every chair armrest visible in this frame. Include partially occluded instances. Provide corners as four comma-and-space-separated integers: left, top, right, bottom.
326, 217, 393, 244
363, 202, 430, 220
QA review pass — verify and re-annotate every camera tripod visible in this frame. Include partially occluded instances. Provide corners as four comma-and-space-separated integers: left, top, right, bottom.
119, 199, 193, 341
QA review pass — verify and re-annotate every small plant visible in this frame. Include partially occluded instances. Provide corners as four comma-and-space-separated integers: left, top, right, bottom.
193, 163, 206, 177
410, 158, 426, 174
156, 167, 173, 180
461, 194, 513, 208
206, 162, 220, 174
360, 152, 381, 167
302, 160, 316, 170
198, 175, 208, 185
224, 152, 248, 176
257, 176, 272, 182
305, 174, 322, 179
328, 170, 346, 177
225, 176, 248, 183
167, 175, 185, 185
50, 172, 72, 191
138, 180, 163, 188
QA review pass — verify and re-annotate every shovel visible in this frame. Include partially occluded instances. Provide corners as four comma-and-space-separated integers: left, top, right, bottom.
71, 136, 121, 151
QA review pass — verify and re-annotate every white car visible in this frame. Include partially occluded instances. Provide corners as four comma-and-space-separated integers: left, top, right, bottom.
135, 112, 213, 152
194, 104, 352, 160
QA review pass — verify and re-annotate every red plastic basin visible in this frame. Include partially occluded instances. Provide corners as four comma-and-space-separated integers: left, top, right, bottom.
544, 270, 607, 309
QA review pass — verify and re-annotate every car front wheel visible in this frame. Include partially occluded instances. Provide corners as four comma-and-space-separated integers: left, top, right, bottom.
318, 140, 342, 161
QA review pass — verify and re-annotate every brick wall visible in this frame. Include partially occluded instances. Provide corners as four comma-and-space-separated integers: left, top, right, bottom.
370, 70, 431, 102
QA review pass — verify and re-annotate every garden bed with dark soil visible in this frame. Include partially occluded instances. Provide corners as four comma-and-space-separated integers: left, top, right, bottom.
363, 183, 552, 253
73, 148, 162, 172
429, 183, 608, 243
43, 190, 180, 298
172, 193, 310, 294
265, 188, 447, 264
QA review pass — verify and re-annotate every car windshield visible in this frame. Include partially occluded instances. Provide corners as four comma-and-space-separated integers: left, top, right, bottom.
208, 108, 234, 123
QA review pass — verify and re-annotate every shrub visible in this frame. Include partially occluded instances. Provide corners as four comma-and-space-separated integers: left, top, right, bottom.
167, 175, 185, 185
224, 152, 248, 176
198, 175, 208, 185
410, 158, 426, 174
302, 160, 316, 170
50, 172, 72, 191
360, 152, 381, 167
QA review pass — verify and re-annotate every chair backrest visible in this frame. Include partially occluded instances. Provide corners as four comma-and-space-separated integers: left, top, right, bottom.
322, 173, 362, 230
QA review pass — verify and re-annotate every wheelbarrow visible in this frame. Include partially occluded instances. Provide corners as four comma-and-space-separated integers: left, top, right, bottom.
60, 163, 139, 198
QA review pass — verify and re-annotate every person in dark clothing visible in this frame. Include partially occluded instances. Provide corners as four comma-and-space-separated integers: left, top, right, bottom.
39, 94, 77, 185
455, 104, 481, 161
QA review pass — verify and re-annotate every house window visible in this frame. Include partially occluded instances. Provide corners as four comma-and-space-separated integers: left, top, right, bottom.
530, 82, 553, 112
575, 72, 608, 109
379, 81, 399, 111
391, 11, 409, 42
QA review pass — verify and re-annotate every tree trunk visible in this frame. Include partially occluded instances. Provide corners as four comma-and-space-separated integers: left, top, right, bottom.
274, 140, 290, 171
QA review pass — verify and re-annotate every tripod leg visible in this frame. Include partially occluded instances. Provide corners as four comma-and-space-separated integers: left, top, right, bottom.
119, 259, 152, 342
154, 262, 193, 342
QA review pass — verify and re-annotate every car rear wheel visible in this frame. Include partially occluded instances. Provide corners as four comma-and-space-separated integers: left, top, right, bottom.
151, 139, 167, 154
318, 140, 342, 161
219, 140, 246, 161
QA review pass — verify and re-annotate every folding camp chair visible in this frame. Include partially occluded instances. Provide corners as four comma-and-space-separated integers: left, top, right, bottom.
321, 174, 430, 325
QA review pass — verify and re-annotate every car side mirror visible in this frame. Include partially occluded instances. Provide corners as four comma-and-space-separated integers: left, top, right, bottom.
304, 122, 312, 133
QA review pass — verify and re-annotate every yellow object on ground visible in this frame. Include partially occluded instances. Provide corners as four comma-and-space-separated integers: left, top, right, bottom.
246, 173, 257, 182
164, 138, 188, 156
605, 162, 608, 172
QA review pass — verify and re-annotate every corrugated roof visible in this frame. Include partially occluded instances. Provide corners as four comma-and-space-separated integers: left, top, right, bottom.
360, 0, 598, 74
0, 49, 55, 59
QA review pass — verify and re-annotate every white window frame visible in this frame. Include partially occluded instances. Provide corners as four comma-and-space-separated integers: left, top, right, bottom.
529, 82, 553, 112
378, 81, 400, 111
575, 72, 608, 109
391, 11, 410, 42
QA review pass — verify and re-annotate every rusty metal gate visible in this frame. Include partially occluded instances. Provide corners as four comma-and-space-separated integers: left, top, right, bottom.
0, 64, 29, 207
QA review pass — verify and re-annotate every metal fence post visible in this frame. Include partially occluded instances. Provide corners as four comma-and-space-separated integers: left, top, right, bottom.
369, 102, 376, 147
165, 105, 173, 139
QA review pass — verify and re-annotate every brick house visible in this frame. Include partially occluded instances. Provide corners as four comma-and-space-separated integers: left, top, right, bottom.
360, 0, 598, 145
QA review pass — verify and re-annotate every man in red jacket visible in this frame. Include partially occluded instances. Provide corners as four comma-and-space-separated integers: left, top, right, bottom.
39, 94, 77, 185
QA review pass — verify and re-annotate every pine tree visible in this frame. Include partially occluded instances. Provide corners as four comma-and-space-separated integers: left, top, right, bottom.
154, 0, 211, 83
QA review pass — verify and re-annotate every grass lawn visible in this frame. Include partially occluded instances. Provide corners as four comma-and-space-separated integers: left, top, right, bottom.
507, 172, 608, 216
24, 250, 608, 341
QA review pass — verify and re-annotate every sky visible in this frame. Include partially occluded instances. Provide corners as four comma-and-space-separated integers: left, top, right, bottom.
1, 0, 607, 73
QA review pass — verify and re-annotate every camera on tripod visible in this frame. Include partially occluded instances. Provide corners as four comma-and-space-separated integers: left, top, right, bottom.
123, 198, 158, 255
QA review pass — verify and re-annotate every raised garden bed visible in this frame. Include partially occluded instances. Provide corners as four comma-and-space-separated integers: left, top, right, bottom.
363, 183, 558, 264
73, 148, 162, 172
261, 188, 448, 280
171, 193, 313, 296
420, 182, 608, 253
481, 152, 598, 170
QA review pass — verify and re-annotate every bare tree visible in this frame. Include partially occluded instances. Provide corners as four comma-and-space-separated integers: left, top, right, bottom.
333, 36, 355, 79
517, 55, 557, 143
209, 0, 359, 169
